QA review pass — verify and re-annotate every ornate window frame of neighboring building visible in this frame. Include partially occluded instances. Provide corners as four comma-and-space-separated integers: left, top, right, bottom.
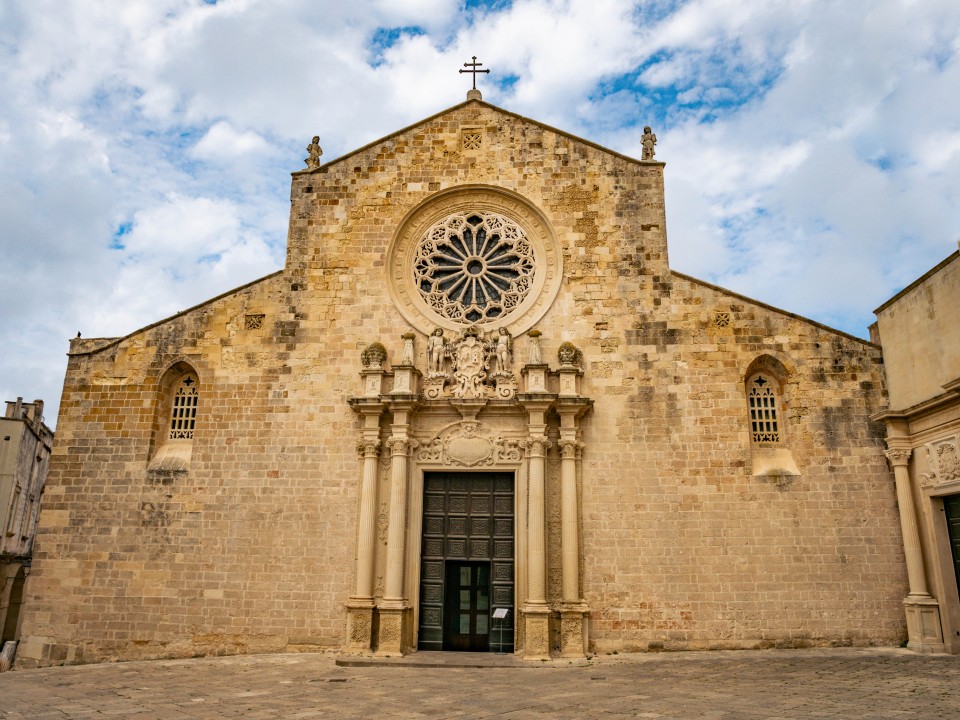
386, 185, 563, 335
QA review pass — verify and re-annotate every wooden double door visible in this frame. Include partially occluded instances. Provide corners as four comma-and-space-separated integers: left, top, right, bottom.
418, 472, 514, 653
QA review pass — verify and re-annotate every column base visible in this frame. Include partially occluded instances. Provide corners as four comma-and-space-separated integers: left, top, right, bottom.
375, 603, 410, 656
345, 599, 376, 652
904, 595, 946, 654
559, 604, 589, 658
521, 605, 551, 660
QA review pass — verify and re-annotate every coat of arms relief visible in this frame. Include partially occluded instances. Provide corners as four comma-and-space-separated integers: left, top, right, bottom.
424, 325, 518, 400
920, 437, 960, 487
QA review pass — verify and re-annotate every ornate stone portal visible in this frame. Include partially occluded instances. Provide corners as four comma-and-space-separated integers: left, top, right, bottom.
348, 332, 591, 659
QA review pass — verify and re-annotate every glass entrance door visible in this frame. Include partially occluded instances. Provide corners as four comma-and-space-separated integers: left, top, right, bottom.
944, 494, 960, 601
444, 561, 490, 651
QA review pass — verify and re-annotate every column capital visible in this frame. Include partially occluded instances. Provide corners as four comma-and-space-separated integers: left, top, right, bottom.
885, 447, 912, 467
356, 439, 381, 458
558, 439, 583, 459
525, 437, 552, 457
387, 437, 419, 456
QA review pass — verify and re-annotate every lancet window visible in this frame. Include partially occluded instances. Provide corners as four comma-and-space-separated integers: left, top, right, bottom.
169, 374, 199, 440
747, 374, 780, 444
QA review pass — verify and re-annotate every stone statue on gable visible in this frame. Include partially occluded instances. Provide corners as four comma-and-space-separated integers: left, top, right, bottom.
305, 135, 323, 169
641, 126, 657, 161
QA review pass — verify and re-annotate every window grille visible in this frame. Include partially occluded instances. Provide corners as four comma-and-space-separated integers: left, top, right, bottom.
748, 375, 780, 443
169, 376, 199, 440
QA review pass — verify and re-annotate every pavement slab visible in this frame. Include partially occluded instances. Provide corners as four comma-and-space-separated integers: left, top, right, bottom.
1, 647, 958, 719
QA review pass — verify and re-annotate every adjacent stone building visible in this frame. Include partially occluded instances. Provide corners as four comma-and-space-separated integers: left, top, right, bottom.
1, 398, 53, 667
17, 94, 911, 667
872, 244, 960, 654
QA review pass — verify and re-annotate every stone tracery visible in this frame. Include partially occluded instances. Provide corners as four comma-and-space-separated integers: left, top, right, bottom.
413, 212, 535, 326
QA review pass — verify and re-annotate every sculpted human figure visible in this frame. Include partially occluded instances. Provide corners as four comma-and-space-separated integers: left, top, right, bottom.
305, 136, 323, 169
641, 126, 656, 161
495, 327, 512, 373
428, 327, 446, 374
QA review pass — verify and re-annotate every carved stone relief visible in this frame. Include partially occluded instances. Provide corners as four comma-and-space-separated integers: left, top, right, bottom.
422, 326, 518, 400
921, 437, 960, 487
415, 421, 525, 468
546, 447, 563, 603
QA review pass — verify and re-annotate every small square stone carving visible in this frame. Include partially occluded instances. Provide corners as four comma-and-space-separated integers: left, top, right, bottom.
423, 561, 442, 579
713, 311, 731, 328
244, 313, 265, 330
462, 130, 483, 150
493, 562, 513, 581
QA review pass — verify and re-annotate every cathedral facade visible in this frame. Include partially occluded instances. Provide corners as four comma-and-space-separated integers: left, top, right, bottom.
17, 96, 911, 666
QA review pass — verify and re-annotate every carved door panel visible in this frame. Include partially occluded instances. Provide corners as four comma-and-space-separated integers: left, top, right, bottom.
418, 472, 514, 652
944, 494, 960, 601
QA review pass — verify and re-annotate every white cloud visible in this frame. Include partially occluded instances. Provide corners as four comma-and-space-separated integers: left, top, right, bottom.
190, 121, 273, 161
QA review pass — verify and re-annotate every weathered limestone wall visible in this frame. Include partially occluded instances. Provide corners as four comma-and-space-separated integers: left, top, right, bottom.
578, 274, 903, 651
17, 100, 906, 665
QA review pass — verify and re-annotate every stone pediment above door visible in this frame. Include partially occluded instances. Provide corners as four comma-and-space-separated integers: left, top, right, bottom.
416, 420, 525, 468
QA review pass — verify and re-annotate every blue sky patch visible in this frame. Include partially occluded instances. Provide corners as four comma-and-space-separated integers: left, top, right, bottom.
110, 222, 132, 250
369, 26, 426, 66
463, 0, 513, 12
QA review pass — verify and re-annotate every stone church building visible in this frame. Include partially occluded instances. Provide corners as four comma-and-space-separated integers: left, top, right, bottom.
17, 91, 923, 666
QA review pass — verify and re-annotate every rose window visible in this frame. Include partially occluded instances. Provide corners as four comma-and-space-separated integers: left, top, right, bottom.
413, 212, 535, 325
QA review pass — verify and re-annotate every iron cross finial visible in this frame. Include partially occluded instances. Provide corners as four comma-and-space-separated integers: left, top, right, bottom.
459, 56, 490, 90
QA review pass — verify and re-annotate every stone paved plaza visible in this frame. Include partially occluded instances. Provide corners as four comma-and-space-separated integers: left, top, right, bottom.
2, 648, 959, 719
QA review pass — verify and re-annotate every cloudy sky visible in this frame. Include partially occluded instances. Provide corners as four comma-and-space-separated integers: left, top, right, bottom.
2, 0, 959, 426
